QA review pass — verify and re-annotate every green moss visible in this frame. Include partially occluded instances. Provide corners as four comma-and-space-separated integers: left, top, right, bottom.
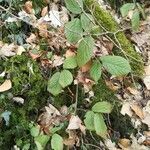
0, 55, 49, 149
84, 0, 144, 76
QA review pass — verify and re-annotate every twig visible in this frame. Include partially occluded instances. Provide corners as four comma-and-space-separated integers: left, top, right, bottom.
74, 83, 78, 115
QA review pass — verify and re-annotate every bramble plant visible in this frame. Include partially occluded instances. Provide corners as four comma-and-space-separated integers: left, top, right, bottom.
1, 0, 145, 149
46, 0, 132, 143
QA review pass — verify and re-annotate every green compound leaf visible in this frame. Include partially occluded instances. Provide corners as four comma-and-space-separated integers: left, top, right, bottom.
59, 70, 73, 88
131, 10, 140, 31
120, 3, 135, 17
90, 60, 102, 82
51, 134, 63, 150
80, 13, 94, 31
100, 55, 131, 76
84, 111, 95, 131
92, 101, 112, 113
94, 113, 107, 138
65, 18, 83, 44
77, 36, 94, 67
63, 56, 77, 69
47, 72, 62, 96
64, 0, 83, 14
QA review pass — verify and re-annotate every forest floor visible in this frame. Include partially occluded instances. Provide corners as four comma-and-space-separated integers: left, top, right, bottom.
0, 0, 150, 150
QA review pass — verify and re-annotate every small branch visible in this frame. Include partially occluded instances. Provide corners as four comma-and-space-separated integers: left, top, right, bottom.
74, 83, 78, 115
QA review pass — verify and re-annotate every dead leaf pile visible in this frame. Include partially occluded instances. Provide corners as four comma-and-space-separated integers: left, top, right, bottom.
0, 42, 25, 57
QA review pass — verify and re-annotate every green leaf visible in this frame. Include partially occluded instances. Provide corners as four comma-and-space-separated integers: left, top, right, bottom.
84, 111, 95, 131
65, 18, 83, 43
47, 72, 62, 96
63, 56, 77, 69
120, 3, 135, 17
22, 144, 30, 150
51, 134, 63, 150
77, 36, 94, 66
90, 60, 102, 82
30, 126, 40, 137
35, 135, 50, 150
92, 101, 112, 113
59, 70, 73, 88
94, 113, 107, 138
81, 13, 94, 31
100, 55, 131, 76
131, 10, 140, 31
64, 0, 83, 14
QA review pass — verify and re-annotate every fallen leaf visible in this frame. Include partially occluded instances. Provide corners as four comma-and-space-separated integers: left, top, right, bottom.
41, 6, 48, 17
43, 10, 61, 28
67, 115, 85, 133
127, 87, 140, 95
60, 6, 69, 25
81, 60, 92, 73
26, 33, 37, 44
65, 49, 76, 58
16, 46, 26, 55
52, 55, 64, 67
64, 130, 78, 147
0, 43, 16, 57
0, 80, 12, 92
119, 138, 131, 148
142, 112, 150, 127
38, 22, 48, 38
24, 1, 34, 14
130, 103, 144, 119
120, 102, 133, 117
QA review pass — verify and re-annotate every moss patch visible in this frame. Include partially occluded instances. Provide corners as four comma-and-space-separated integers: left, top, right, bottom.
84, 0, 144, 76
0, 55, 49, 149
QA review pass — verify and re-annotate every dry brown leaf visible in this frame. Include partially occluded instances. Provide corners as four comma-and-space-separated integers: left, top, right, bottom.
65, 49, 76, 58
41, 6, 48, 17
29, 51, 41, 60
67, 115, 85, 133
24, 1, 33, 14
0, 43, 16, 57
60, 6, 69, 25
52, 55, 64, 67
0, 80, 12, 92
38, 104, 62, 130
130, 103, 144, 119
38, 22, 48, 38
119, 138, 131, 148
142, 112, 150, 128
120, 102, 133, 117
81, 60, 92, 73
127, 87, 140, 95
26, 33, 37, 44
64, 130, 77, 147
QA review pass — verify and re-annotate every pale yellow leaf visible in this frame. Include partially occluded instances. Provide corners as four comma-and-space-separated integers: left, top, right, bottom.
0, 80, 12, 92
